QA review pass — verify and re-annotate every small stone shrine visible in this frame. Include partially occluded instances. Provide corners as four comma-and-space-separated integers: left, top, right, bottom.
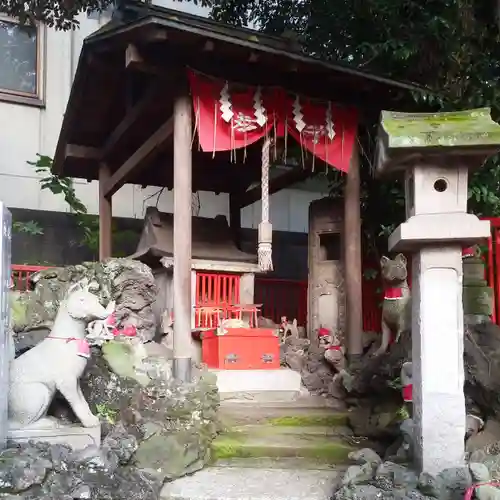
375, 107, 500, 475
307, 198, 345, 343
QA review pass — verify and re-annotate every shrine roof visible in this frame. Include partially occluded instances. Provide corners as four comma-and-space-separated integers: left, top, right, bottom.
130, 207, 257, 267
53, 1, 431, 192
85, 2, 423, 93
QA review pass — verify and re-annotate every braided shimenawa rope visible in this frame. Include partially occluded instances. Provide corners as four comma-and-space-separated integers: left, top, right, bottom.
258, 138, 273, 272
261, 138, 270, 223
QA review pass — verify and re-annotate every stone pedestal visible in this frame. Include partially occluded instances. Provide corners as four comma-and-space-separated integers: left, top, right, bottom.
411, 246, 466, 474
8, 423, 101, 451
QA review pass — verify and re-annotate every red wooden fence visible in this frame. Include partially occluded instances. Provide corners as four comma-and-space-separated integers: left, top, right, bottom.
11, 265, 49, 291
7, 265, 390, 331
481, 217, 500, 325
254, 278, 308, 326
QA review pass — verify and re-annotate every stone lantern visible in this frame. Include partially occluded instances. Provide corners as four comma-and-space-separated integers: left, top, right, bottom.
375, 108, 500, 475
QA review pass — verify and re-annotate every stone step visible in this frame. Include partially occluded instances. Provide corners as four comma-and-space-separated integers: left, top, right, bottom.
211, 425, 361, 464
214, 457, 348, 471
228, 423, 354, 438
213, 369, 302, 402
221, 394, 339, 409
219, 400, 348, 428
160, 466, 344, 500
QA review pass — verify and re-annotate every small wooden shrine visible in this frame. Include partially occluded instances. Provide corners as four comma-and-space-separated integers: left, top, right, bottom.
130, 206, 259, 331
51, 1, 423, 378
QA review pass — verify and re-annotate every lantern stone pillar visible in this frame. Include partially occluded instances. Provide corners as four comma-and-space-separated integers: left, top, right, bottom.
376, 108, 500, 475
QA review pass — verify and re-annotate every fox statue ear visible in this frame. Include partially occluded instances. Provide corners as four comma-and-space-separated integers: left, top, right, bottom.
394, 253, 407, 266
380, 256, 390, 267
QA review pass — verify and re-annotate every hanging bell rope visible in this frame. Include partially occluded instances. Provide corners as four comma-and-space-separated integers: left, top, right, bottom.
258, 137, 273, 272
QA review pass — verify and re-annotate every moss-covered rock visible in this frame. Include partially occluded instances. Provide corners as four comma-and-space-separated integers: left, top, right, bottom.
102, 339, 150, 386
16, 258, 157, 342
128, 371, 220, 481
80, 346, 220, 482
10, 291, 29, 331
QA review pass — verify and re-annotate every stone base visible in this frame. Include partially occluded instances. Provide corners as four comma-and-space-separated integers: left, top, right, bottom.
211, 368, 302, 402
8, 423, 101, 450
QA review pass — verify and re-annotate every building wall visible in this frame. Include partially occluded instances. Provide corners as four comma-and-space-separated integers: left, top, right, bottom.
0, 1, 329, 236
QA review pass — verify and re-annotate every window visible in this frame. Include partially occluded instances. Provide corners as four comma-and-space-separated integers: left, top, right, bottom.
0, 16, 43, 104
318, 232, 341, 261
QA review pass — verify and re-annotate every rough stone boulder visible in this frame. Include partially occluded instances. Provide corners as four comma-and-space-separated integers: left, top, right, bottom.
340, 321, 500, 443
13, 258, 157, 343
341, 329, 412, 399
0, 435, 161, 499
332, 447, 476, 500
464, 321, 500, 419
79, 341, 220, 481
4, 341, 221, 498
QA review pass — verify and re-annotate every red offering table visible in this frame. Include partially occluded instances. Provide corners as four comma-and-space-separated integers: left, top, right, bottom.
201, 327, 280, 370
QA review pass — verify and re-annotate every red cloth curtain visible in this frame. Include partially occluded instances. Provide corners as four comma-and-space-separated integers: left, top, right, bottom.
187, 69, 358, 173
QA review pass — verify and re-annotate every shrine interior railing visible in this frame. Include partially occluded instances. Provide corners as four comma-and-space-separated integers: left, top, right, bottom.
195, 272, 241, 328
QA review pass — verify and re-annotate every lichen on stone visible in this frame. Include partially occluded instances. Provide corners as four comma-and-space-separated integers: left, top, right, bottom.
380, 107, 500, 149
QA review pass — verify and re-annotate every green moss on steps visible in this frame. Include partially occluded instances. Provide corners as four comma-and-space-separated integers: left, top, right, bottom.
267, 414, 348, 427
211, 434, 355, 463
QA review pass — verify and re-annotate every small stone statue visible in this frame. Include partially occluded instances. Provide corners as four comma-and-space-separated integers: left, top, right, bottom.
279, 316, 299, 344
374, 254, 411, 356
318, 327, 346, 371
9, 283, 112, 429
399, 418, 415, 459
466, 414, 485, 442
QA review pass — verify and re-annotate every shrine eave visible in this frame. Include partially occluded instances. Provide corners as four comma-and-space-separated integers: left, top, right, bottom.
52, 1, 431, 193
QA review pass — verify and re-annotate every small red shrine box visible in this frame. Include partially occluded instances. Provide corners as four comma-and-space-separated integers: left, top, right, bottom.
201, 328, 280, 370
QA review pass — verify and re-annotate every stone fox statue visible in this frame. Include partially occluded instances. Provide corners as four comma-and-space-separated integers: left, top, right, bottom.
9, 283, 112, 429
374, 254, 411, 356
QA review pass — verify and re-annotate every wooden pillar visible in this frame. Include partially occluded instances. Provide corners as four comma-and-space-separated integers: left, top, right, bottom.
98, 163, 112, 261
344, 139, 363, 359
172, 92, 193, 382
229, 193, 242, 248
